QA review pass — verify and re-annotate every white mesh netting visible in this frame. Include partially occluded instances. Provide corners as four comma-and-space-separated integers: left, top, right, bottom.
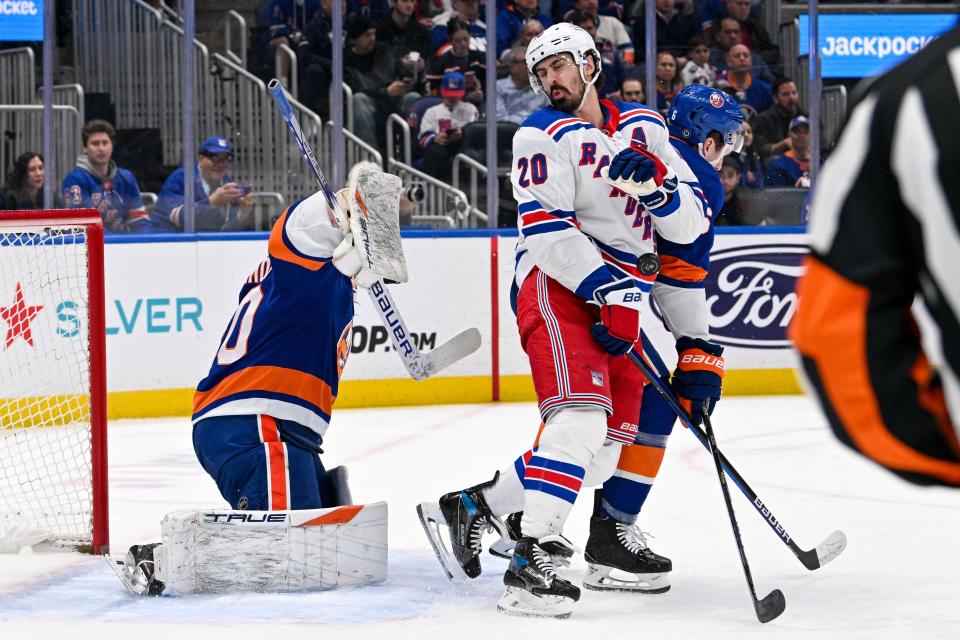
0, 224, 95, 550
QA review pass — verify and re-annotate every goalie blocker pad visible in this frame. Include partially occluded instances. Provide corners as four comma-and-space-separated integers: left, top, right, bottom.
151, 502, 387, 595
348, 167, 408, 286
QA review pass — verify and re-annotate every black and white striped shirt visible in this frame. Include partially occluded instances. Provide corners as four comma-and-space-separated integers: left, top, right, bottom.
792, 23, 960, 487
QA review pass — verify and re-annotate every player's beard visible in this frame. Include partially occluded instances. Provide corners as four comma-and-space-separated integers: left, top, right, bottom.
549, 82, 586, 113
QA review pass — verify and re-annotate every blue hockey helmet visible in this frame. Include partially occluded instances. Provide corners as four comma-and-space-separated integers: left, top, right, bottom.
668, 84, 745, 152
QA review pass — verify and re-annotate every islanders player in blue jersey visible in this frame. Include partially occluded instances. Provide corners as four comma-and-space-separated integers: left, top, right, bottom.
584, 84, 743, 592
190, 168, 403, 512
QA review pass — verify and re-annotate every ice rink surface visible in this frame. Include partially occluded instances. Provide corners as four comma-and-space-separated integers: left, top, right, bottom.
1, 396, 958, 639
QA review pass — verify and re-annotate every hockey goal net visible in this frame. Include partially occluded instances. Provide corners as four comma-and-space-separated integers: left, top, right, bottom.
0, 210, 108, 554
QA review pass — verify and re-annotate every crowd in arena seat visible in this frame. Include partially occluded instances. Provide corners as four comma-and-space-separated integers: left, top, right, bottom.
1, 0, 830, 230
249, 0, 816, 227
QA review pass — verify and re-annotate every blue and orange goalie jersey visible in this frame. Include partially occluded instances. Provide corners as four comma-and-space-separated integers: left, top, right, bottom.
192, 192, 354, 436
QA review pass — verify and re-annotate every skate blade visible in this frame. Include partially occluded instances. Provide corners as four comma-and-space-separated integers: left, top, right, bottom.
487, 516, 515, 560
496, 585, 574, 619
106, 557, 148, 596
488, 536, 515, 560
583, 563, 671, 594
416, 502, 469, 581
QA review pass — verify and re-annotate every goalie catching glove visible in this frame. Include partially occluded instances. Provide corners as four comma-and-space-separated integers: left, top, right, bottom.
331, 165, 408, 287
672, 337, 724, 425
599, 146, 678, 211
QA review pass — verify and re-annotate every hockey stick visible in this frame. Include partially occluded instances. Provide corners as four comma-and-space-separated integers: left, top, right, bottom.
268, 79, 481, 380
628, 347, 783, 622
634, 335, 847, 571
703, 408, 786, 623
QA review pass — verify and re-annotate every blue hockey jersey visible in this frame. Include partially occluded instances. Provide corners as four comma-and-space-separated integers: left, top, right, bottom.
655, 135, 725, 290
62, 155, 148, 233
192, 192, 354, 436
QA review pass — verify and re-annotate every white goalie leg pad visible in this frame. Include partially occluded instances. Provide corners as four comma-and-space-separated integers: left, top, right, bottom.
155, 502, 387, 595
345, 166, 407, 287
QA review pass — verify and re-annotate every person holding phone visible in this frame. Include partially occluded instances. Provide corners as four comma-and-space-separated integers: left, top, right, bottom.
417, 71, 479, 181
150, 136, 255, 232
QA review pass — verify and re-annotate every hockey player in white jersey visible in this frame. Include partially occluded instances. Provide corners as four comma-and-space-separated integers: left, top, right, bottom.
418, 23, 714, 618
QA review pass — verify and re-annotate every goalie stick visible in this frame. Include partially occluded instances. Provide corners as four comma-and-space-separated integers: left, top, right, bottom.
268, 79, 480, 380
635, 333, 847, 572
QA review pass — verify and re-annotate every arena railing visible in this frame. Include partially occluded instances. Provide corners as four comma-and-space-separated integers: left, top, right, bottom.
53, 85, 87, 132
387, 159, 472, 229
451, 154, 493, 227
321, 122, 383, 178
274, 43, 299, 101
73, 0, 213, 166
224, 10, 248, 68
0, 48, 35, 106
0, 105, 82, 191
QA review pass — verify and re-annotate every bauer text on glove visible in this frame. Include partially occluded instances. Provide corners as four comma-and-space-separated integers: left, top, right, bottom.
590, 278, 644, 356
671, 337, 724, 425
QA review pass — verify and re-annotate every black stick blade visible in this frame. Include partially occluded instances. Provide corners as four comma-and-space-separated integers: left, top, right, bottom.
755, 589, 786, 623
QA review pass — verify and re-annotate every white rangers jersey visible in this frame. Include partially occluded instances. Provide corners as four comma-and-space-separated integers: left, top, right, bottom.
512, 99, 710, 302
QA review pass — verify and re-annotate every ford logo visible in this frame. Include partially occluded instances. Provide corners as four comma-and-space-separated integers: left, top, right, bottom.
705, 244, 807, 349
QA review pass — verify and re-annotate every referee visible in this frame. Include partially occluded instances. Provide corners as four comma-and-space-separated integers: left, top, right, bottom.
791, 23, 960, 487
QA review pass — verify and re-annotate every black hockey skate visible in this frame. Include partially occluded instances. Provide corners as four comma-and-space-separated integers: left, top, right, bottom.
110, 543, 165, 596
498, 535, 580, 619
417, 474, 508, 580
584, 492, 672, 593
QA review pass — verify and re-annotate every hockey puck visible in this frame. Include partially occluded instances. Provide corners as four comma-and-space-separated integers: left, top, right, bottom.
637, 253, 660, 276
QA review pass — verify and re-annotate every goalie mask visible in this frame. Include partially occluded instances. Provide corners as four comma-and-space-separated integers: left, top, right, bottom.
526, 23, 602, 103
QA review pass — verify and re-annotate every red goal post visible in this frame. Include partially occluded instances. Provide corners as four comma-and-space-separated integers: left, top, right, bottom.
0, 210, 108, 554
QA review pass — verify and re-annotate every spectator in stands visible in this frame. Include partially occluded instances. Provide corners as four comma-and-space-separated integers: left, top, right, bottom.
715, 154, 749, 226
499, 18, 545, 63
724, 0, 779, 67
751, 77, 803, 163
426, 18, 486, 105
345, 13, 422, 148
254, 0, 319, 78
516, 18, 545, 47
620, 78, 644, 103
496, 45, 548, 124
418, 71, 479, 181
1, 152, 62, 210
632, 0, 700, 62
698, 0, 761, 34
495, 0, 552, 57
654, 50, 683, 115
430, 0, 486, 55
680, 35, 718, 87
569, 10, 625, 100
62, 120, 148, 234
735, 119, 763, 189
718, 43, 772, 119
764, 115, 812, 188
349, 0, 391, 21
377, 0, 432, 62
150, 137, 254, 233
567, 0, 634, 65
709, 17, 773, 84
297, 0, 338, 118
